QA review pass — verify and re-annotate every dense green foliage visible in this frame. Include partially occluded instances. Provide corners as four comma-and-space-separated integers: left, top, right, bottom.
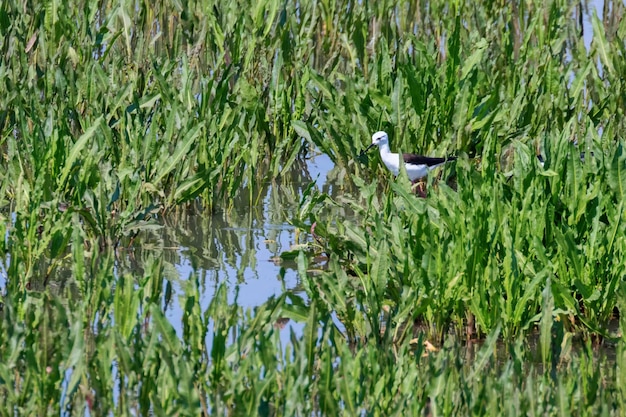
0, 0, 625, 415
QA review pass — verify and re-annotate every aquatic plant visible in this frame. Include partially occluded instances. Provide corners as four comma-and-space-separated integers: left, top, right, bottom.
0, 0, 625, 415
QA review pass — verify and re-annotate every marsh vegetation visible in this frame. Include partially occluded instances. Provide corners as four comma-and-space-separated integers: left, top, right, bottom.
1, 0, 626, 415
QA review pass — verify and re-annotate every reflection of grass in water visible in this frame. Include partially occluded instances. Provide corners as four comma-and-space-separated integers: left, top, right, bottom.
0, 0, 626, 414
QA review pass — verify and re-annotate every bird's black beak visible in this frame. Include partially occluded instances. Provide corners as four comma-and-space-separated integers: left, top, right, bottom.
359, 143, 376, 158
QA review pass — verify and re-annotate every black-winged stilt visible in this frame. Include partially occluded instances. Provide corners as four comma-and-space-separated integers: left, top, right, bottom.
361, 131, 457, 182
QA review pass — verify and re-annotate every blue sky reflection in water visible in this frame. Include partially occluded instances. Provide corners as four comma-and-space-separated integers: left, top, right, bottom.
155, 150, 338, 348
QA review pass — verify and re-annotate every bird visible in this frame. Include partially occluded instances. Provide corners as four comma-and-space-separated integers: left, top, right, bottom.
535, 150, 594, 168
536, 154, 546, 167
361, 131, 457, 182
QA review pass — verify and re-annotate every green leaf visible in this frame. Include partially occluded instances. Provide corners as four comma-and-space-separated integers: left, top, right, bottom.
461, 38, 487, 80
153, 122, 204, 185
591, 10, 614, 75
304, 301, 317, 377
58, 116, 103, 187
469, 323, 500, 380
292, 120, 311, 142
540, 277, 554, 366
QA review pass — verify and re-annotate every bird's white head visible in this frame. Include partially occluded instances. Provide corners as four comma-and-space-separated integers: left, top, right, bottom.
371, 131, 388, 147
360, 130, 390, 156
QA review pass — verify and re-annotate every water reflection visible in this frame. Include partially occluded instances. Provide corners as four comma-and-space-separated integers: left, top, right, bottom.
124, 150, 342, 339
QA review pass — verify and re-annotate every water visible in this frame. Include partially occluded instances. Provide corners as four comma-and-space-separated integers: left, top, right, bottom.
139, 150, 340, 345
582, 0, 605, 50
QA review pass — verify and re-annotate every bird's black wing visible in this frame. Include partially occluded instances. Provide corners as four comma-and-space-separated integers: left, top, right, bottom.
403, 154, 456, 166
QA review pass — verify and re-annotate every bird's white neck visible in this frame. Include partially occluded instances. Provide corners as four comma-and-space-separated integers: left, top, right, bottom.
378, 141, 392, 156
377, 141, 400, 176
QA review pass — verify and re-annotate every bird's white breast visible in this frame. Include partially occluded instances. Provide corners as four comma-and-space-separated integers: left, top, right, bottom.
380, 151, 401, 176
